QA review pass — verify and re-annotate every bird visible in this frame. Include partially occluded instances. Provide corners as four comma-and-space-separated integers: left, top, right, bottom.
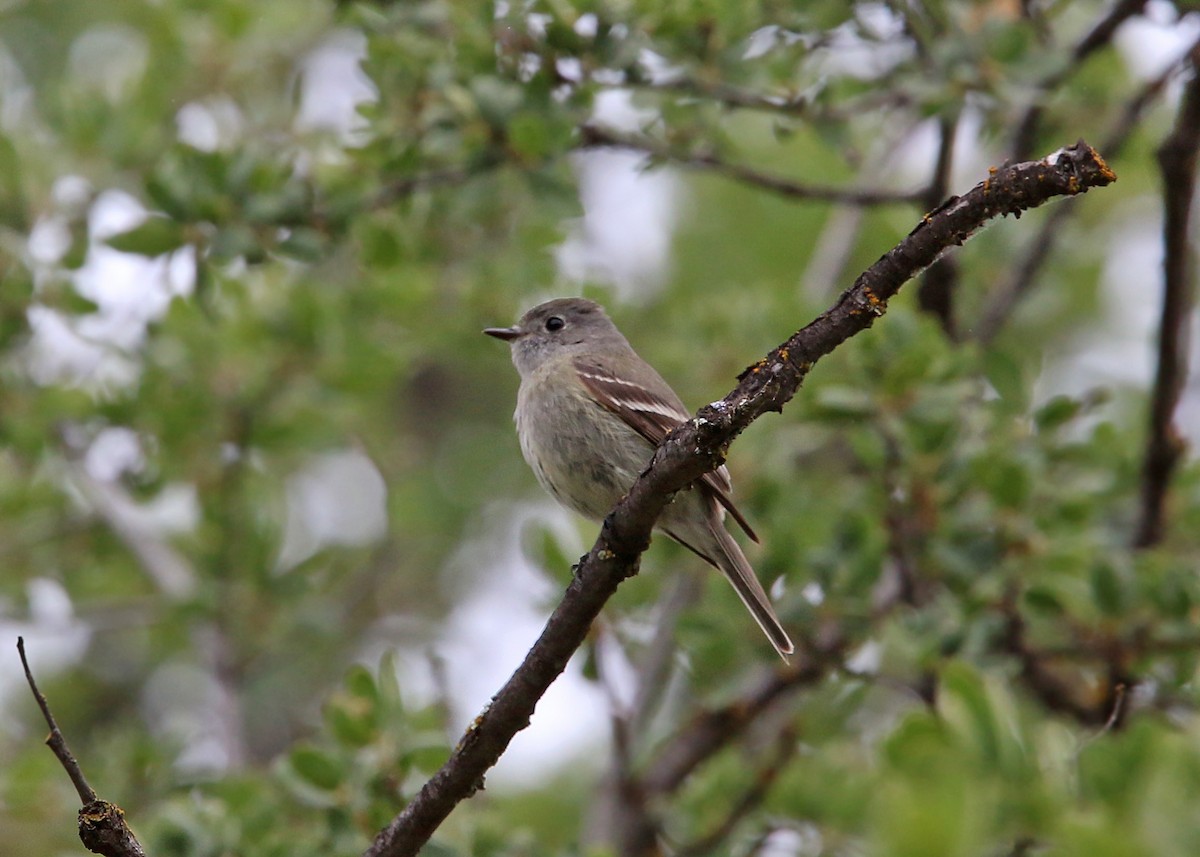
485, 297, 793, 659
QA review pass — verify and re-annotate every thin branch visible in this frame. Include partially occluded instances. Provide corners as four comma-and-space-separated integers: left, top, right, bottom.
874, 423, 929, 609
578, 126, 925, 205
369, 164, 495, 210
613, 76, 915, 124
675, 723, 799, 857
583, 579, 698, 854
621, 76, 818, 117
363, 140, 1116, 857
17, 637, 146, 857
629, 572, 701, 737
643, 648, 832, 796
977, 38, 1194, 343
18, 637, 95, 805
998, 604, 1126, 726
917, 114, 962, 338
1135, 46, 1200, 548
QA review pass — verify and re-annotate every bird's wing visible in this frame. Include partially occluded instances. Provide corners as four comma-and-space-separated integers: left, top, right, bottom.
573, 357, 759, 542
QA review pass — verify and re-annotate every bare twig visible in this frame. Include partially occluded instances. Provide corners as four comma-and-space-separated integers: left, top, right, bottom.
579, 126, 925, 206
18, 637, 95, 805
1135, 46, 1200, 548
363, 140, 1115, 857
17, 637, 147, 857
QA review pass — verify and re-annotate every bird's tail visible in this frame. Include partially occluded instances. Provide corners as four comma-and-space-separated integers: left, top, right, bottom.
708, 523, 794, 661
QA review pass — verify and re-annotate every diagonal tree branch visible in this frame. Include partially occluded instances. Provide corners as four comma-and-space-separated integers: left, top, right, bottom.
363, 140, 1115, 857
1134, 47, 1200, 548
579, 126, 925, 205
641, 649, 832, 796
675, 722, 799, 857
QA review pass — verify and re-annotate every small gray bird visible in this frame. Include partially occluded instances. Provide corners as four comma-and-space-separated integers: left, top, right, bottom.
485, 297, 793, 659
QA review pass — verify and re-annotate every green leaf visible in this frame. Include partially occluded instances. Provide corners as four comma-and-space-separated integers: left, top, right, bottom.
1034, 394, 1081, 431
940, 660, 1000, 765
983, 349, 1028, 409
289, 746, 344, 791
344, 664, 378, 701
1091, 562, 1125, 616
106, 217, 187, 256
1023, 586, 1065, 616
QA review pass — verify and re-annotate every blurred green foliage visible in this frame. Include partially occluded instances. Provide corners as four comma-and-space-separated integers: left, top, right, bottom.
1, 0, 1198, 855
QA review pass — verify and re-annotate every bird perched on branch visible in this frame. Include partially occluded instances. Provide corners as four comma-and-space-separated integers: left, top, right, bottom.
485, 297, 793, 660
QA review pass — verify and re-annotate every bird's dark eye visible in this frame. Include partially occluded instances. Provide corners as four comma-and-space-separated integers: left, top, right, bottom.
545, 316, 565, 332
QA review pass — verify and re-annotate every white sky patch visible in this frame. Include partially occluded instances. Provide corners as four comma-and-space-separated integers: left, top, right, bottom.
744, 25, 783, 61
176, 96, 245, 152
0, 580, 92, 738
574, 13, 598, 38
83, 426, 144, 482
557, 147, 679, 300
294, 29, 378, 143
557, 90, 679, 300
67, 23, 148, 103
886, 106, 989, 192
1034, 203, 1200, 446
1115, 1, 1200, 81
24, 188, 196, 388
759, 823, 823, 857
277, 448, 389, 570
435, 501, 611, 789
806, 11, 914, 80
141, 661, 242, 775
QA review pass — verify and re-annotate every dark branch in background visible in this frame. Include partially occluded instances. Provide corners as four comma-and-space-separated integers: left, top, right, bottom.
364, 115, 925, 220
614, 76, 915, 124
1010, 0, 1149, 160
363, 141, 1115, 857
977, 37, 1196, 343
1134, 46, 1200, 548
642, 646, 836, 796
675, 723, 799, 857
622, 76, 816, 117
917, 114, 962, 338
997, 602, 1128, 727
875, 425, 930, 609
17, 638, 146, 857
579, 126, 925, 205
370, 163, 496, 210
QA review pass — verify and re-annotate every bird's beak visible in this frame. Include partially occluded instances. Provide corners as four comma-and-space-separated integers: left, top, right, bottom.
483, 326, 521, 341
